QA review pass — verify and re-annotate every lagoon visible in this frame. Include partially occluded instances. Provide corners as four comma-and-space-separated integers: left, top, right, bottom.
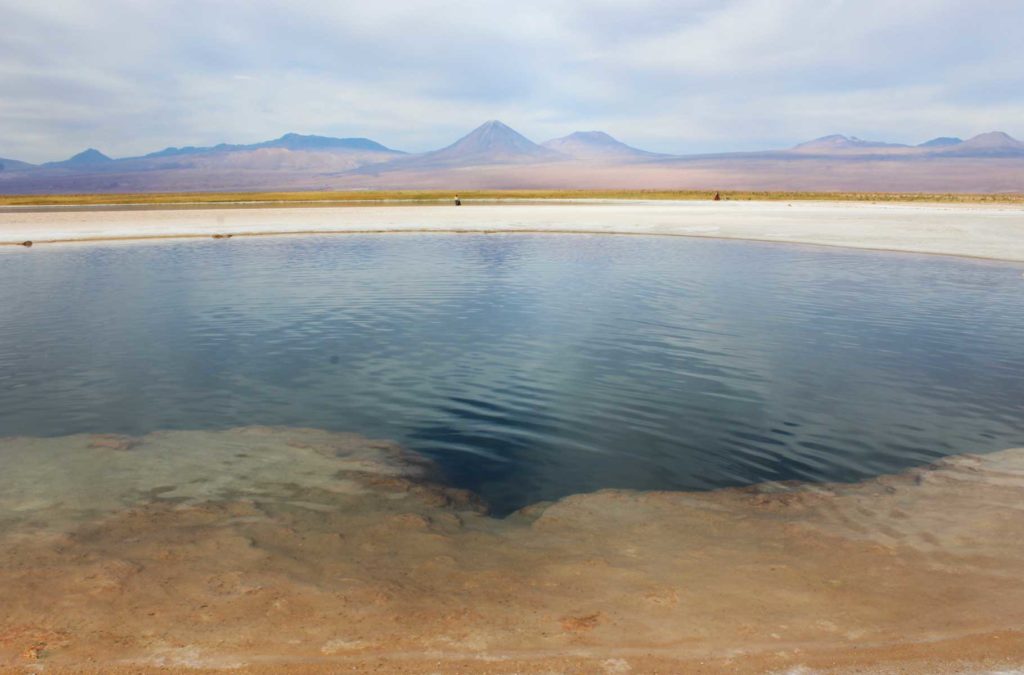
2, 233, 1022, 513
4, 231, 1024, 670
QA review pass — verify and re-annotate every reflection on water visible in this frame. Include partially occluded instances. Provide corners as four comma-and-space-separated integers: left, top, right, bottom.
1, 234, 1023, 513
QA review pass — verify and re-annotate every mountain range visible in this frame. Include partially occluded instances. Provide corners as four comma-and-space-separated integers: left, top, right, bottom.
792, 131, 1024, 157
2, 121, 1023, 194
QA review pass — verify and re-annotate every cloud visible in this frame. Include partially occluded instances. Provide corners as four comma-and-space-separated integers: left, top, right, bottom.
1, 0, 1022, 162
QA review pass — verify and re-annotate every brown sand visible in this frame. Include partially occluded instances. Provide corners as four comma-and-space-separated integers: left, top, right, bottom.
1, 427, 1023, 673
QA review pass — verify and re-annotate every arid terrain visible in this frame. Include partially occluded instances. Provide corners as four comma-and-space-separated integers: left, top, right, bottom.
2, 426, 1023, 673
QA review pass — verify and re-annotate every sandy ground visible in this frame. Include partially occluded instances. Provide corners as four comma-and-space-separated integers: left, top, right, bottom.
2, 200, 1024, 261
2, 426, 1024, 673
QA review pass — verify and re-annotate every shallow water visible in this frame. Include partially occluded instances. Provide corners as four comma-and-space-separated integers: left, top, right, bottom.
1, 234, 1023, 513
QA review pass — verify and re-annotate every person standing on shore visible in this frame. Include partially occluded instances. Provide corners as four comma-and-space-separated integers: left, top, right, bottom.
454, 195, 462, 206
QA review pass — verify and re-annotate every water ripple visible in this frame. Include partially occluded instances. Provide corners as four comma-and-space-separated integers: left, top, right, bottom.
1, 234, 1023, 514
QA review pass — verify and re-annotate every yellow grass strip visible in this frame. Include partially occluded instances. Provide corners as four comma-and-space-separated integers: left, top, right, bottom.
1, 189, 1022, 207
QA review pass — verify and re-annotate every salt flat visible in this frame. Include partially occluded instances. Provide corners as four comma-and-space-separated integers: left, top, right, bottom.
2, 199, 1024, 261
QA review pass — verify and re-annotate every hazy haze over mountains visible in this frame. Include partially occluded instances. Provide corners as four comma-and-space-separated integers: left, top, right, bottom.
542, 131, 665, 160
793, 135, 910, 152
918, 137, 964, 148
2, 120, 1022, 194
143, 133, 401, 159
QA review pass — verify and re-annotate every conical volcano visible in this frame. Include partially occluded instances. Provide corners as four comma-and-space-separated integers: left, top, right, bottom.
412, 120, 564, 167
44, 148, 115, 169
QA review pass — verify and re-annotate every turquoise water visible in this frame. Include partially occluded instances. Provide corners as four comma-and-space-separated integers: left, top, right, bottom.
1, 234, 1022, 514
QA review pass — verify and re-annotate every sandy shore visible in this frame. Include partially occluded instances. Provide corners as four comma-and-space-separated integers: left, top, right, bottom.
2, 199, 1024, 261
2, 426, 1024, 672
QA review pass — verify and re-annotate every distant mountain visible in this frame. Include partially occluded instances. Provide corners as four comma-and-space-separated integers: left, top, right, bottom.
253, 133, 398, 153
409, 120, 563, 167
791, 131, 1023, 157
3, 122, 1023, 194
918, 137, 962, 148
939, 131, 1024, 156
146, 133, 401, 158
0, 132, 405, 192
963, 131, 1024, 148
44, 148, 114, 169
541, 131, 661, 160
0, 157, 35, 172
143, 144, 230, 159
793, 134, 908, 152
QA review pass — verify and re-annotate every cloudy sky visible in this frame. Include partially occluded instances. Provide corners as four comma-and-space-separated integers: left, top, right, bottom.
2, 0, 1022, 162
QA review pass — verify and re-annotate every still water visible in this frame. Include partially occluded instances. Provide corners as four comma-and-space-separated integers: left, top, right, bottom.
1, 233, 1022, 514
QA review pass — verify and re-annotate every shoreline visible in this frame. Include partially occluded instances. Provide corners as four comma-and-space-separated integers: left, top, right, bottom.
2, 426, 1024, 672
3, 199, 1024, 262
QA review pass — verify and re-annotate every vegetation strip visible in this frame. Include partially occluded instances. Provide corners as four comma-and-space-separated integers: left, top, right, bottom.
1, 189, 1022, 207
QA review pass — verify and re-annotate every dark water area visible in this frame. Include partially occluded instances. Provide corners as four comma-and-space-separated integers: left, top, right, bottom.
1, 234, 1022, 514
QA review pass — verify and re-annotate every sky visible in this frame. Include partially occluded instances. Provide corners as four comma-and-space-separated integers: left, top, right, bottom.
2, 0, 1023, 162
